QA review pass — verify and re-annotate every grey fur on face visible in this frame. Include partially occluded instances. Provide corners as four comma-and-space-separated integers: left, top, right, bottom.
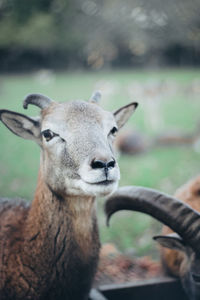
1, 95, 138, 197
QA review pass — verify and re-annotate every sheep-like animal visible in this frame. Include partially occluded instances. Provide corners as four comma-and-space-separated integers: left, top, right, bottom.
0, 92, 138, 300
160, 175, 200, 275
105, 185, 200, 300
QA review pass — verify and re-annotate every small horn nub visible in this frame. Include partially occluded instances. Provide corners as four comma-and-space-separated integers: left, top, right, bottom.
23, 93, 54, 110
89, 91, 101, 103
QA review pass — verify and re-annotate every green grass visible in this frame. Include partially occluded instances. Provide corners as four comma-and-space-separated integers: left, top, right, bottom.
0, 68, 200, 257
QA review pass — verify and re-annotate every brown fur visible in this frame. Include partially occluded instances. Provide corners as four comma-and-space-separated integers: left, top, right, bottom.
0, 95, 138, 299
161, 175, 200, 276
0, 169, 100, 300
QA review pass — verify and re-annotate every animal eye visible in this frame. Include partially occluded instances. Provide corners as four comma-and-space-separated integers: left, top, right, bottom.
192, 273, 200, 282
110, 126, 118, 136
42, 129, 55, 142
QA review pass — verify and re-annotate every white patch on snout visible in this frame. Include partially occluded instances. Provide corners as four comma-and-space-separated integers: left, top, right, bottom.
77, 158, 120, 196
78, 179, 119, 197
64, 177, 119, 197
79, 160, 120, 183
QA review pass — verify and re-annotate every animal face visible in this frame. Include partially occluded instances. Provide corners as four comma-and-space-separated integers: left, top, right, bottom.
0, 95, 138, 197
182, 258, 200, 300
155, 233, 200, 300
40, 100, 121, 196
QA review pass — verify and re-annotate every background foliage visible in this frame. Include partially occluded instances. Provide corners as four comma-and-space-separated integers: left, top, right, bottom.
0, 0, 200, 70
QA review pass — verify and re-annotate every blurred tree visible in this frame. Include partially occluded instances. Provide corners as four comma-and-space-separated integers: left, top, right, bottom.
0, 0, 199, 70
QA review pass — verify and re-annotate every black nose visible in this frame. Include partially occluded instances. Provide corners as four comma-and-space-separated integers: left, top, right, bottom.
91, 159, 116, 170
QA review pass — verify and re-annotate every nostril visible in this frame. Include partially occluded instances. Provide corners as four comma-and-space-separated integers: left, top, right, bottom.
91, 160, 106, 169
107, 159, 116, 169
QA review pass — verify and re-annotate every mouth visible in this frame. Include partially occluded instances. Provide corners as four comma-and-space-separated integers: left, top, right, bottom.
77, 178, 118, 196
85, 180, 115, 186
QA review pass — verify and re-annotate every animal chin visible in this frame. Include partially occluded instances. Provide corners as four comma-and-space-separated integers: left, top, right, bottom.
80, 179, 118, 196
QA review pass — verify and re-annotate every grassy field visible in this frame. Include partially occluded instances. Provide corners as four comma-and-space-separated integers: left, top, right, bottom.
0, 68, 200, 258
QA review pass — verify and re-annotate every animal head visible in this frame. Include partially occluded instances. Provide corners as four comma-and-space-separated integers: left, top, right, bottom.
154, 233, 200, 300
0, 92, 138, 197
104, 186, 200, 300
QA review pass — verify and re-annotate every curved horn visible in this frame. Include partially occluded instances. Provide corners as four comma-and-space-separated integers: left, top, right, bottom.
23, 94, 54, 110
105, 186, 200, 254
89, 91, 101, 104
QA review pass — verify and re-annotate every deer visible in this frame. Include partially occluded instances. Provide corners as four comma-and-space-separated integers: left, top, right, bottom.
0, 92, 138, 300
105, 185, 200, 300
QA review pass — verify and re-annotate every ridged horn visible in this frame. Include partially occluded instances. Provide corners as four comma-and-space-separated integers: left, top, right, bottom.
89, 91, 101, 103
23, 94, 54, 110
105, 186, 200, 254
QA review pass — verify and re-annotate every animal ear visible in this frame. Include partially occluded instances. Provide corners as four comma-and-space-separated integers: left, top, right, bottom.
0, 110, 41, 144
113, 102, 138, 129
153, 233, 187, 252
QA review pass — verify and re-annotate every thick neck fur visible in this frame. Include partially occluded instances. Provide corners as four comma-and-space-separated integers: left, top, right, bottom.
4, 169, 100, 300
26, 170, 97, 260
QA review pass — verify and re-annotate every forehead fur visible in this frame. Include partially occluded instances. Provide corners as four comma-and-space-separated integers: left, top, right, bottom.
41, 100, 114, 127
